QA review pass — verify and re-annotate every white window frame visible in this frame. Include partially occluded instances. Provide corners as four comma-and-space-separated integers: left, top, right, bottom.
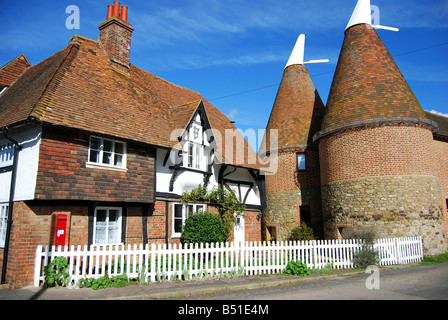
183, 141, 206, 171
172, 203, 205, 238
0, 141, 14, 168
92, 207, 123, 245
0, 203, 9, 248
87, 136, 127, 169
297, 153, 307, 171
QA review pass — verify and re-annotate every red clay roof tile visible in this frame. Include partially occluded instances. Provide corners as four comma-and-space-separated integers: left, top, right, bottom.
0, 35, 260, 169
321, 24, 427, 133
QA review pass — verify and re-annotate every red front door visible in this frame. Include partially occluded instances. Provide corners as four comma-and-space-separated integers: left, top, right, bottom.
55, 214, 67, 247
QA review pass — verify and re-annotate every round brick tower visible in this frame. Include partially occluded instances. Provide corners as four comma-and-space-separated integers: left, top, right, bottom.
314, 0, 447, 254
262, 35, 326, 241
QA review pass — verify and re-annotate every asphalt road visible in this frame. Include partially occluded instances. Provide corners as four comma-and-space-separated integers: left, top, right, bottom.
179, 263, 448, 300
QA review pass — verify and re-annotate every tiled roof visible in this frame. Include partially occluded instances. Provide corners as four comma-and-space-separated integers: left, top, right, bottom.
0, 35, 259, 169
0, 54, 30, 87
264, 64, 324, 151
425, 111, 448, 138
321, 24, 428, 133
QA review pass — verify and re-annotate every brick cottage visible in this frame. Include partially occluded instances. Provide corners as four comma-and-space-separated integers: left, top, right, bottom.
1, 0, 448, 289
0, 2, 265, 288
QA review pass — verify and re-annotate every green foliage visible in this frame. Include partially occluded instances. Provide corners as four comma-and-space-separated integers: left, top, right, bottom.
352, 229, 380, 269
181, 185, 246, 238
43, 257, 70, 288
283, 261, 311, 276
181, 212, 229, 244
421, 252, 448, 264
180, 185, 209, 203
289, 223, 316, 241
78, 274, 129, 290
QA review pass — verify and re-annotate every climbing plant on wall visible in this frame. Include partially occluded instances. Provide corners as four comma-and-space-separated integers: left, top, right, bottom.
180, 185, 246, 234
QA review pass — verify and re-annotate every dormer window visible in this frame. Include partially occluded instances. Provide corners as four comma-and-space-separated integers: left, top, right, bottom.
186, 141, 204, 170
0, 141, 14, 168
182, 114, 208, 171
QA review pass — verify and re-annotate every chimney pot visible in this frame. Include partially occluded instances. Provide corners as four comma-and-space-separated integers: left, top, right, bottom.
99, 1, 134, 74
121, 6, 128, 22
107, 5, 113, 19
112, 1, 121, 18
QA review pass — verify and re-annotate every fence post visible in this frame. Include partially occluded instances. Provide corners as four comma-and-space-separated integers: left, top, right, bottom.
150, 244, 156, 283
395, 238, 402, 264
312, 240, 318, 270
34, 245, 43, 287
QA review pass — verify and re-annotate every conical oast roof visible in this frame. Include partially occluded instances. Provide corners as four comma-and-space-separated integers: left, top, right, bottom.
265, 64, 324, 151
320, 23, 428, 132
264, 35, 325, 152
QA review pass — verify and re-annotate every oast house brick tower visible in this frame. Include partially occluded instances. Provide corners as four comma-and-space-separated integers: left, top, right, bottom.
313, 0, 447, 255
263, 34, 326, 241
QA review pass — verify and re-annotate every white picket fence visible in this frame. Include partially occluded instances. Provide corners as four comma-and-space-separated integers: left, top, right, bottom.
34, 236, 423, 287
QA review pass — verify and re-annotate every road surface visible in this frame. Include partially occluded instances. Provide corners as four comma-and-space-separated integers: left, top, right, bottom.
179, 263, 448, 300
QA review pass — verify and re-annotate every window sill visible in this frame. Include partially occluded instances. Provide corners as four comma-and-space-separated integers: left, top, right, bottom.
86, 162, 128, 172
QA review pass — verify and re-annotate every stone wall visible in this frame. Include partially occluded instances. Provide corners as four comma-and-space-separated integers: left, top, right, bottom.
264, 188, 322, 241
264, 149, 323, 241
322, 175, 447, 255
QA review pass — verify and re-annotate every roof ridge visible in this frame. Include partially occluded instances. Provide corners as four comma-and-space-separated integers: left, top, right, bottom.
30, 39, 82, 119
0, 54, 31, 71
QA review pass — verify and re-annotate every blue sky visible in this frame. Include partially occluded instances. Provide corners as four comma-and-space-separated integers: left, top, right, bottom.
1, 0, 447, 151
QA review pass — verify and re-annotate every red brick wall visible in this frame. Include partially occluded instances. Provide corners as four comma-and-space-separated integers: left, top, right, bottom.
35, 126, 155, 203
99, 17, 133, 73
2, 199, 261, 288
147, 200, 167, 245
264, 148, 323, 240
3, 202, 51, 289
319, 125, 438, 185
265, 149, 320, 193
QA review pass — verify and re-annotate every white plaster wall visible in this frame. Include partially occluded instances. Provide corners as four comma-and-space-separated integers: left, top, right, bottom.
0, 124, 41, 202
156, 148, 261, 206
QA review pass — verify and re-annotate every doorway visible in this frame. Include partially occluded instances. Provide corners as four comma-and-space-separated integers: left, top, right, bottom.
234, 212, 245, 246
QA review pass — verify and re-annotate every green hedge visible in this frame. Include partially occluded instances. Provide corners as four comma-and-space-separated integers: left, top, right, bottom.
181, 211, 229, 244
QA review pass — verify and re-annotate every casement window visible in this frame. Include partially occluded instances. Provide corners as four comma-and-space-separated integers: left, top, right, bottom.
88, 136, 126, 169
0, 142, 14, 168
172, 203, 205, 237
184, 141, 205, 171
92, 207, 122, 245
297, 153, 306, 171
0, 204, 8, 248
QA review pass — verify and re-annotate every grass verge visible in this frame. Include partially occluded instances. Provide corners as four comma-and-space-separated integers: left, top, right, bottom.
420, 252, 448, 265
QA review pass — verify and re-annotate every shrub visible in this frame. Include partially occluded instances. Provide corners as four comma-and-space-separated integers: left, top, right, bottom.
43, 257, 70, 288
289, 223, 316, 241
78, 274, 129, 290
352, 228, 380, 269
181, 211, 228, 244
283, 261, 311, 276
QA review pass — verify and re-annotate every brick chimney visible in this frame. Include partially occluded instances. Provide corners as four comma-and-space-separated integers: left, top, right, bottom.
99, 1, 134, 73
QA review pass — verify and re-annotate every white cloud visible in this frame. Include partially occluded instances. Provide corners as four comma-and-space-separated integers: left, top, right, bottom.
426, 109, 448, 117
227, 108, 239, 120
